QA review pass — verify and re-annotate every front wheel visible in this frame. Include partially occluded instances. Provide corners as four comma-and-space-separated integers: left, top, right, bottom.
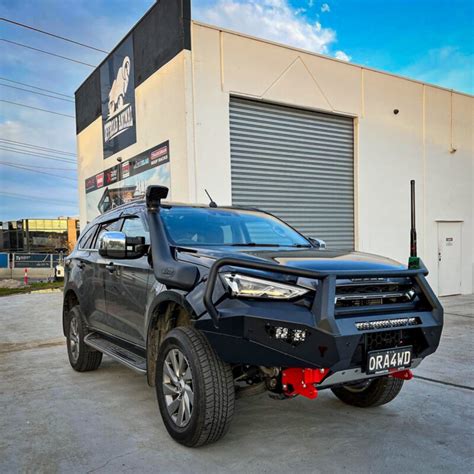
331, 376, 404, 407
155, 327, 235, 447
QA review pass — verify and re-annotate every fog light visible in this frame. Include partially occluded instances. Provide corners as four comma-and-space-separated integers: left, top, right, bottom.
292, 329, 307, 342
268, 325, 308, 345
275, 326, 289, 339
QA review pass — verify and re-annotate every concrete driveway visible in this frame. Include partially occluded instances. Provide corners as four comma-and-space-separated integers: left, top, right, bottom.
1, 292, 473, 473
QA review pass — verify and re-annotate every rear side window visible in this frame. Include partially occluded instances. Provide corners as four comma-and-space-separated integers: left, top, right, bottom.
78, 225, 97, 250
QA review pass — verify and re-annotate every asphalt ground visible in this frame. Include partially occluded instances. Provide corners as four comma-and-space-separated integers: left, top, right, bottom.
1, 292, 473, 473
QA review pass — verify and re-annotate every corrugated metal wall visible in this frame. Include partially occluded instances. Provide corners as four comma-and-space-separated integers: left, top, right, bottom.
229, 97, 354, 249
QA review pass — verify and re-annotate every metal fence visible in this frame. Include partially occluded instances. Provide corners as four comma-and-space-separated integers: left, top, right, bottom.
0, 253, 63, 269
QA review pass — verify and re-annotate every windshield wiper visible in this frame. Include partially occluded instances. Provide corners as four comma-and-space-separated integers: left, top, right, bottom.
230, 243, 281, 247
288, 244, 312, 248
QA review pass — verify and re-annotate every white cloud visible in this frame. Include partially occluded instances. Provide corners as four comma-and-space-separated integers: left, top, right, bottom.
335, 50, 351, 62
398, 47, 473, 94
195, 0, 336, 54
321, 3, 330, 13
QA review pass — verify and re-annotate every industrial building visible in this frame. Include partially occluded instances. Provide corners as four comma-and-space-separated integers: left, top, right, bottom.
0, 217, 79, 253
75, 0, 473, 296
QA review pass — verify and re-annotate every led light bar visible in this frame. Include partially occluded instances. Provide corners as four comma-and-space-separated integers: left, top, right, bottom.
355, 317, 420, 331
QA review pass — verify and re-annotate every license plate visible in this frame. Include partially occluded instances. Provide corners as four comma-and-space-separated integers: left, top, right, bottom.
366, 346, 412, 374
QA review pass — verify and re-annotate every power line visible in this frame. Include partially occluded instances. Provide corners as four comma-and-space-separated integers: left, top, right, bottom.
0, 77, 73, 98
0, 38, 95, 68
0, 146, 76, 164
0, 83, 75, 103
0, 161, 76, 180
0, 161, 76, 171
0, 99, 75, 118
0, 191, 77, 206
0, 17, 108, 54
0, 138, 76, 156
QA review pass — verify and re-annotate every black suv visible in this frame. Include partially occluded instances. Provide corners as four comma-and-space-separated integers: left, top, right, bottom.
63, 186, 443, 447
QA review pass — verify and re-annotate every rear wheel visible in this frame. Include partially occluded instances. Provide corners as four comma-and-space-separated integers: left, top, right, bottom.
66, 306, 102, 372
331, 376, 404, 407
155, 327, 235, 447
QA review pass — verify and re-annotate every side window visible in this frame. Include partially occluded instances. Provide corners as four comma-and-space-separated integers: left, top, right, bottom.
78, 225, 97, 250
122, 216, 150, 244
93, 219, 123, 249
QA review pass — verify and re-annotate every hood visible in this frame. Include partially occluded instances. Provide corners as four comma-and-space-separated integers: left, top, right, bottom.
176, 246, 406, 272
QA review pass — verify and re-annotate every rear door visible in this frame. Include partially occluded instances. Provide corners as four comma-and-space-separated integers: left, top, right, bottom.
73, 224, 103, 326
104, 211, 151, 346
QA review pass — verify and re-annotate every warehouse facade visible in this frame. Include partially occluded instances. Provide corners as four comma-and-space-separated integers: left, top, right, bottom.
75, 0, 473, 296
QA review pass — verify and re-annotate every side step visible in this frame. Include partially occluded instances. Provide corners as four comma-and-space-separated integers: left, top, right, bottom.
84, 333, 147, 374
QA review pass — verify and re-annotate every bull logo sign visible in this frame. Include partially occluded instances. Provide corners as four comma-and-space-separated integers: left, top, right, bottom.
107, 56, 131, 118
100, 36, 137, 159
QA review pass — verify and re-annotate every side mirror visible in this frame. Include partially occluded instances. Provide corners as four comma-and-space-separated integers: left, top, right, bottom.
308, 237, 326, 249
98, 231, 147, 259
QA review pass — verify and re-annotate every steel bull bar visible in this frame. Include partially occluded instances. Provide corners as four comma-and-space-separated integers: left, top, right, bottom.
203, 257, 442, 329
202, 257, 443, 398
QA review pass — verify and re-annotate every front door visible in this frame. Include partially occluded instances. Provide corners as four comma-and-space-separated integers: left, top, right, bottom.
104, 213, 151, 346
437, 222, 462, 296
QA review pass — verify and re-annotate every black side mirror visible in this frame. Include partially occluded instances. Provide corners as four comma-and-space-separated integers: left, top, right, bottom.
98, 231, 147, 259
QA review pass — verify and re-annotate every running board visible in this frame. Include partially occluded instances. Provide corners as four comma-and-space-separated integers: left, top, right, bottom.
84, 333, 147, 374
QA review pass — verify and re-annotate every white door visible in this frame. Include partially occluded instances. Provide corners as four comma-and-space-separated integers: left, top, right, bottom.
438, 222, 462, 296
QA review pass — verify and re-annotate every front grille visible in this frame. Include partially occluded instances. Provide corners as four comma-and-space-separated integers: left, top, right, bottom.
335, 280, 415, 308
366, 330, 402, 351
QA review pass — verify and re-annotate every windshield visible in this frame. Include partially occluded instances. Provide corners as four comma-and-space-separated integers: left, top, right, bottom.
160, 207, 311, 247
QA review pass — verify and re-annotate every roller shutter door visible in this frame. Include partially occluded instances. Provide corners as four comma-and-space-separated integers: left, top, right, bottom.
229, 97, 354, 249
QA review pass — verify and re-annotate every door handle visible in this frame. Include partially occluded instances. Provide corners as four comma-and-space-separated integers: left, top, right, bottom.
106, 263, 115, 273
77, 261, 85, 269
438, 252, 442, 262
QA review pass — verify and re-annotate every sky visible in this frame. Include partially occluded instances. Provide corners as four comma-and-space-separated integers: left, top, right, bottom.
0, 0, 473, 221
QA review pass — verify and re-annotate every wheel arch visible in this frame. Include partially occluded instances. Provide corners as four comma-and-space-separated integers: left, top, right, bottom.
146, 291, 195, 387
62, 288, 80, 336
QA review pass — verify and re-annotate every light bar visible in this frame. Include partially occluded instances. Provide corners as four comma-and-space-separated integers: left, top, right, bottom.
355, 317, 420, 331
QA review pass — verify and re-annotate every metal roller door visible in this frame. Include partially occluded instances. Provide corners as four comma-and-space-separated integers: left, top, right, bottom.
229, 97, 354, 249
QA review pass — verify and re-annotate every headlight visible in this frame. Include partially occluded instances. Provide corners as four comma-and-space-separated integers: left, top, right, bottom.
221, 273, 309, 299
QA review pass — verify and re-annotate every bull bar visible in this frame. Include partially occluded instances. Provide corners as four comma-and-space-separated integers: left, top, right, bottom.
203, 257, 442, 329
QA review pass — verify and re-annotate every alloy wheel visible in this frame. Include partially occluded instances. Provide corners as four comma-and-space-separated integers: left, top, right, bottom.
69, 316, 80, 363
162, 348, 194, 427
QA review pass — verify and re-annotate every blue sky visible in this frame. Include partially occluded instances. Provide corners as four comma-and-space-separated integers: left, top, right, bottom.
0, 0, 472, 221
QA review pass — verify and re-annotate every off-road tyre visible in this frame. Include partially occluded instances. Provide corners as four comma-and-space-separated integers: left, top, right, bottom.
156, 326, 235, 447
331, 376, 404, 408
66, 306, 102, 372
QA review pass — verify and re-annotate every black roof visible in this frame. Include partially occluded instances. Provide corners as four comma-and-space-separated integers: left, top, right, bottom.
92, 200, 263, 224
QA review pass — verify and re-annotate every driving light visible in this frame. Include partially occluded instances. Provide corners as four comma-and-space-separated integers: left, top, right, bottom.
267, 325, 308, 345
222, 273, 309, 300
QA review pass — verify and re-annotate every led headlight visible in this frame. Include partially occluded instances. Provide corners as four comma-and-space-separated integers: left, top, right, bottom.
222, 273, 309, 300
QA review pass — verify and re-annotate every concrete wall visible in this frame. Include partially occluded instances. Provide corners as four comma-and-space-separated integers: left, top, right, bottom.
76, 51, 193, 225
189, 22, 474, 294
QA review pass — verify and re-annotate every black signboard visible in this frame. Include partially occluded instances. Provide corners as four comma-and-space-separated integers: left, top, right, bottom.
85, 141, 170, 195
100, 36, 137, 159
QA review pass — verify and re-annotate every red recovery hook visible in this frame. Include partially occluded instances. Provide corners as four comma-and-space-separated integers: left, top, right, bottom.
390, 369, 413, 380
282, 368, 330, 399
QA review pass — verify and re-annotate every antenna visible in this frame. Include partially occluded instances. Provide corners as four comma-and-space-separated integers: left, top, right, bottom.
408, 180, 420, 269
205, 189, 218, 208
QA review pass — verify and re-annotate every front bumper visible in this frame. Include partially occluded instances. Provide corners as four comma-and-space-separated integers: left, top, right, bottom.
195, 257, 444, 374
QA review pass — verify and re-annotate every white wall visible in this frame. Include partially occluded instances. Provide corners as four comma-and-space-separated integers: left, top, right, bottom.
190, 22, 474, 294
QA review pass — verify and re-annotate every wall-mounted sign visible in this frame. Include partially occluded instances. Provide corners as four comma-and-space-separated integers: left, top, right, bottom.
100, 36, 137, 159
84, 141, 171, 221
